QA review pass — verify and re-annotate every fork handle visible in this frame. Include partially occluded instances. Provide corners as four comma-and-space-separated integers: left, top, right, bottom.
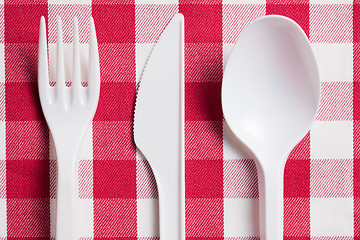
55, 141, 79, 240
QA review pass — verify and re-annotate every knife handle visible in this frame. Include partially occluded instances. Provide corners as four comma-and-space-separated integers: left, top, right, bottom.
154, 159, 185, 240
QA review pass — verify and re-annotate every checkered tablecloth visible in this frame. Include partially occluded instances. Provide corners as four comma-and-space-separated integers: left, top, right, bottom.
0, 0, 357, 239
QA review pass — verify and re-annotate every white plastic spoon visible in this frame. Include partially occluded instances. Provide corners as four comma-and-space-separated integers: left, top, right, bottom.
222, 15, 320, 240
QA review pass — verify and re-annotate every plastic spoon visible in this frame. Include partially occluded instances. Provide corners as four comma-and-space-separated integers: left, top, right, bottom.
222, 15, 320, 240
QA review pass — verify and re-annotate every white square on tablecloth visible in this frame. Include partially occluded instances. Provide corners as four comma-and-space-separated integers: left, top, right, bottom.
310, 0, 352, 5
135, 0, 178, 5
48, 0, 91, 5
223, 159, 258, 199
137, 198, 159, 238
311, 43, 352, 83
310, 197, 353, 237
0, 199, 6, 238
310, 121, 353, 160
78, 198, 93, 238
224, 198, 259, 237
310, 159, 353, 198
223, 0, 266, 5
309, 4, 352, 43
136, 43, 155, 83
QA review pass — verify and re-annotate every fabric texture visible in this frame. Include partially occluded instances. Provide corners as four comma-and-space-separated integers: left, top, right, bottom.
1, 0, 357, 239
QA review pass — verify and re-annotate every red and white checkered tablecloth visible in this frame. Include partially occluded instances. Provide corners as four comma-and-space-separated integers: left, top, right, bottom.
0, 0, 357, 239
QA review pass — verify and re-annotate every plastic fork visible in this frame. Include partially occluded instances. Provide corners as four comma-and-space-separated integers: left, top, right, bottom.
38, 16, 100, 239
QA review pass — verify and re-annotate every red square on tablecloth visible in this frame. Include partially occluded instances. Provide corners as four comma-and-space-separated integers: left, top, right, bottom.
181, 0, 221, 4
354, 43, 360, 82
185, 82, 222, 121
5, 43, 38, 82
4, 4, 47, 43
92, 4, 135, 43
223, 159, 258, 198
223, 4, 265, 43
135, 4, 178, 43
180, 4, 222, 43
309, 4, 352, 43
266, 3, 309, 37
267, 0, 308, 3
353, 83, 360, 121
7, 159, 49, 198
185, 121, 223, 160
185, 43, 223, 83
93, 159, 136, 199
5, 0, 47, 3
6, 121, 49, 160
284, 158, 310, 198
49, 159, 56, 198
284, 237, 310, 240
92, 0, 134, 3
93, 121, 136, 161
94, 82, 136, 121
186, 159, 223, 198
355, 197, 360, 236
354, 4, 360, 43
316, 82, 353, 121
284, 198, 310, 236
186, 198, 223, 237
98, 43, 135, 82
5, 82, 44, 121
283, 198, 310, 236
7, 199, 50, 237
355, 158, 360, 199
94, 198, 137, 238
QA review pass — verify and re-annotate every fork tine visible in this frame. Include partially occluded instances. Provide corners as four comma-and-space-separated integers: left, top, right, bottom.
38, 16, 49, 96
72, 17, 81, 95
88, 17, 100, 97
56, 16, 66, 97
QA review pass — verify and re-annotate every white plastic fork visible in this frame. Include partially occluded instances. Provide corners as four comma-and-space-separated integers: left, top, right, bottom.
38, 16, 100, 239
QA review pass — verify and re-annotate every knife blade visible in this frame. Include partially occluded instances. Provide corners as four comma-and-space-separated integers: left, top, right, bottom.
133, 13, 185, 240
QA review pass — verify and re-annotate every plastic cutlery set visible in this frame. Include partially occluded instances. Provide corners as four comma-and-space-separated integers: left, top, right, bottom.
38, 14, 320, 240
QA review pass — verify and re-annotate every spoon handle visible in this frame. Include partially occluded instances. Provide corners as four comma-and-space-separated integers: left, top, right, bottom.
257, 163, 284, 240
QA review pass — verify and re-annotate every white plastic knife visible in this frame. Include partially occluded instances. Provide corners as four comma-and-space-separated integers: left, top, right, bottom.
133, 14, 185, 240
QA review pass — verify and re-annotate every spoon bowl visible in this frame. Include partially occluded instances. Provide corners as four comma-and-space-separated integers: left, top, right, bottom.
222, 15, 320, 240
